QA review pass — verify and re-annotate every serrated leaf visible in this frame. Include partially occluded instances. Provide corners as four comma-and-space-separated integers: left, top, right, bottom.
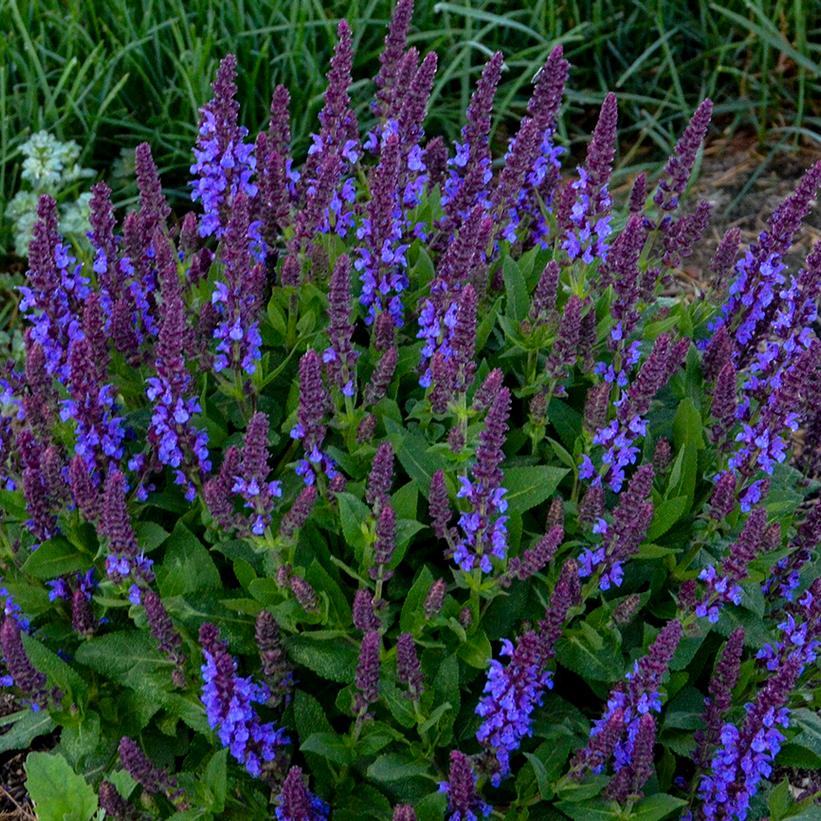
503, 465, 568, 514
399, 566, 435, 633
630, 793, 687, 820
204, 748, 228, 812
286, 635, 357, 683
157, 523, 221, 597
503, 257, 528, 322
647, 496, 689, 540
301, 731, 354, 765
22, 537, 89, 579
25, 751, 97, 821
386, 421, 448, 497
0, 709, 55, 754
367, 752, 430, 782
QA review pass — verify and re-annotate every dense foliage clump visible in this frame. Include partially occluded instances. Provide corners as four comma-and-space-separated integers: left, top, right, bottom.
0, 2, 819, 819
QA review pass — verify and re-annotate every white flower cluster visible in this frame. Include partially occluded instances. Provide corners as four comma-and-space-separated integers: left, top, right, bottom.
5, 131, 95, 256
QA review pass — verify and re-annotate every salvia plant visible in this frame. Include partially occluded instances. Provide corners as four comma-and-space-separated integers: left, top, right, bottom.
0, 2, 819, 819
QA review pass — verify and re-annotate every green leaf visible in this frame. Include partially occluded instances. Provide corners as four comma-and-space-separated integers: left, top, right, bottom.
399, 566, 435, 633
556, 623, 622, 682
767, 779, 791, 821
554, 797, 617, 819
204, 749, 228, 813
0, 709, 55, 754
60, 711, 101, 768
387, 422, 448, 497
367, 752, 430, 782
301, 731, 354, 765
134, 521, 170, 552
503, 256, 529, 322
337, 492, 371, 556
286, 635, 357, 683
21, 632, 88, 699
157, 523, 221, 597
646, 495, 689, 540
630, 793, 687, 820
503, 465, 568, 514
25, 751, 98, 821
22, 536, 89, 579
457, 629, 491, 669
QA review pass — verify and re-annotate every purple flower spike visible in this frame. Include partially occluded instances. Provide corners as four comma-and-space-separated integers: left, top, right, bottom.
354, 630, 381, 715
366, 442, 394, 512
476, 559, 579, 783
504, 524, 563, 585
694, 627, 745, 769
364, 346, 398, 407
291, 350, 336, 486
143, 589, 186, 687
396, 632, 424, 700
604, 713, 656, 802
191, 54, 257, 238
353, 589, 381, 632
255, 610, 293, 709
453, 387, 511, 573
392, 806, 416, 821
279, 485, 318, 541
324, 254, 357, 393
211, 192, 265, 376
697, 650, 804, 821
696, 508, 769, 623
579, 620, 681, 777
199, 622, 289, 778
442, 51, 504, 228
0, 616, 46, 705
562, 94, 618, 264
100, 468, 154, 586
373, 0, 415, 121
135, 143, 171, 231
440, 751, 491, 820
654, 99, 713, 213
276, 766, 329, 821
118, 737, 182, 806
424, 579, 446, 619
98, 781, 131, 820
146, 263, 210, 501
709, 227, 742, 281
370, 503, 396, 583
357, 130, 407, 331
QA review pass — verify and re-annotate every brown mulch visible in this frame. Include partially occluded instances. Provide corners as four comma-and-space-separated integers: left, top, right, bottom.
0, 695, 35, 820
670, 134, 821, 299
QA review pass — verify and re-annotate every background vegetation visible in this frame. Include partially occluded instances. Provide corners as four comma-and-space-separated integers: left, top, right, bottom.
1, 0, 819, 233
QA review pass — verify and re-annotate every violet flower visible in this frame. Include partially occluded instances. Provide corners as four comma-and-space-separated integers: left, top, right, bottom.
396, 632, 423, 700
372, 0, 415, 121
354, 630, 381, 716
694, 627, 745, 769
276, 766, 329, 821
653, 99, 713, 214
191, 54, 258, 239
211, 192, 265, 375
146, 266, 210, 502
100, 468, 154, 588
0, 616, 46, 707
439, 751, 491, 820
453, 387, 510, 573
19, 195, 89, 382
476, 559, 579, 783
562, 93, 618, 264
356, 129, 408, 332
324, 254, 358, 396
143, 589, 186, 687
255, 610, 293, 709
576, 620, 682, 776
290, 350, 337, 486
199, 623, 288, 778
